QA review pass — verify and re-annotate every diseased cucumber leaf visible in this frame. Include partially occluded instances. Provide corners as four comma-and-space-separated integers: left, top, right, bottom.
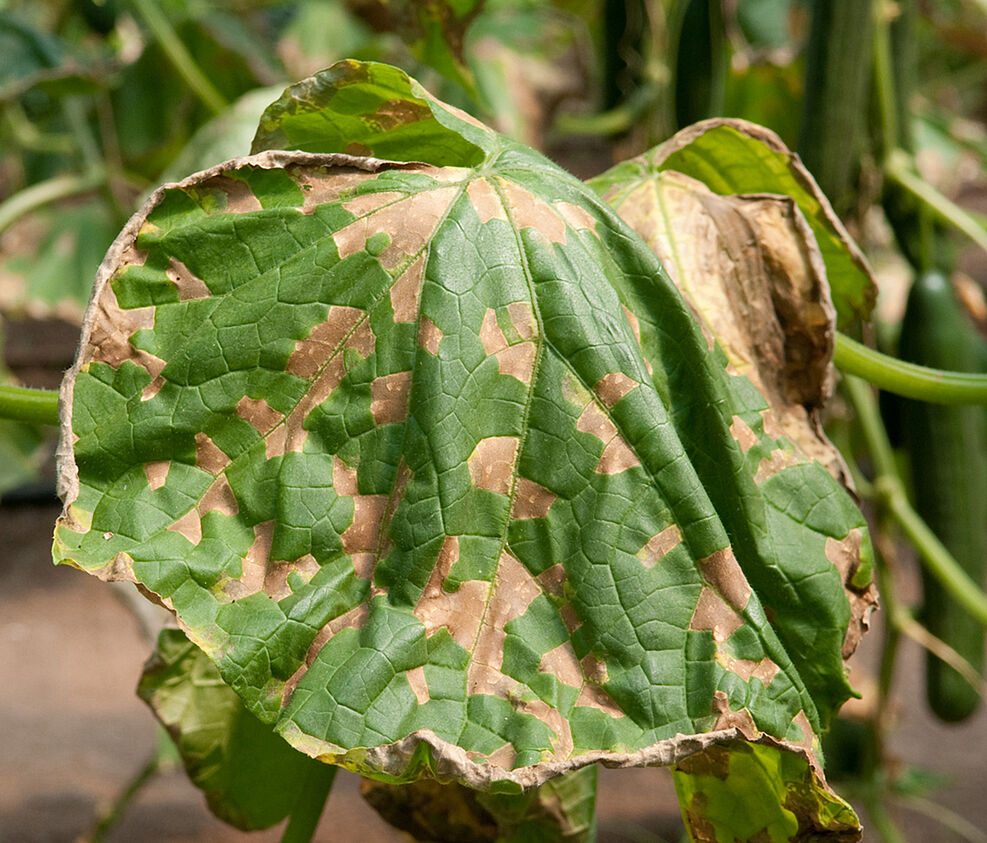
589, 165, 878, 718
55, 60, 869, 839
589, 118, 877, 327
139, 627, 337, 831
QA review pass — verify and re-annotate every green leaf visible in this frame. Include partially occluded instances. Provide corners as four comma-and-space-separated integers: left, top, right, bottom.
590, 118, 877, 327
673, 740, 861, 843
0, 199, 118, 321
252, 59, 491, 165
138, 627, 337, 831
56, 61, 866, 839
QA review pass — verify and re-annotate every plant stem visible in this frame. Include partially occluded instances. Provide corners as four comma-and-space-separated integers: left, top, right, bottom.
130, 0, 228, 116
88, 749, 163, 842
884, 149, 987, 255
835, 333, 987, 405
844, 375, 987, 626
0, 385, 60, 426
281, 764, 337, 843
0, 169, 105, 236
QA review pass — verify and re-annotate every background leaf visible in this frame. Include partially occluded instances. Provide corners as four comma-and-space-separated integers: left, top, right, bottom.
138, 627, 337, 831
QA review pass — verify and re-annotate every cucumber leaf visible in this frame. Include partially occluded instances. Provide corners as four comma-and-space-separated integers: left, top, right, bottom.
55, 61, 868, 839
590, 118, 877, 327
139, 627, 337, 830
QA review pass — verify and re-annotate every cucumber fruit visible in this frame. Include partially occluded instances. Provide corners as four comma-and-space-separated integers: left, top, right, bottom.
898, 271, 987, 722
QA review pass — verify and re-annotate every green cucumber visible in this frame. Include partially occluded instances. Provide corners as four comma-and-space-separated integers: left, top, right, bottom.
898, 271, 987, 722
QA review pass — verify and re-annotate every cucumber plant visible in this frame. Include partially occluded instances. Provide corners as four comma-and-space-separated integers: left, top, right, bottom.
48, 60, 880, 841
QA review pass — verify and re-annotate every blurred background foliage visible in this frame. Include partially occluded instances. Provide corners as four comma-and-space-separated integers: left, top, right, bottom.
1, 1, 986, 841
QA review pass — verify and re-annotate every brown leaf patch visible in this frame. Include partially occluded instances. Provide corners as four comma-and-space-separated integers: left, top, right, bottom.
194, 433, 230, 473
144, 461, 170, 490
697, 548, 751, 614
370, 371, 412, 424
418, 315, 443, 355
637, 525, 682, 568
286, 306, 364, 379
390, 256, 426, 322
467, 436, 519, 496
236, 396, 283, 434
415, 537, 490, 650
594, 372, 638, 408
511, 477, 557, 520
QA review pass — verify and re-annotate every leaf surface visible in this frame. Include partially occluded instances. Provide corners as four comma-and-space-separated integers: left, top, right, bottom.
55, 61, 868, 838
139, 627, 337, 830
590, 118, 876, 327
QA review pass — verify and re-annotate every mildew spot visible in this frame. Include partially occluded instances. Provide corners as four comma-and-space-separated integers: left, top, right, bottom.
500, 182, 566, 244
479, 308, 508, 355
226, 520, 274, 599
144, 461, 170, 491
594, 372, 638, 408
467, 436, 519, 496
637, 525, 682, 568
265, 553, 320, 601
405, 665, 430, 705
236, 396, 283, 434
495, 342, 536, 384
596, 437, 640, 475
729, 415, 760, 453
697, 548, 751, 614
621, 305, 641, 345
511, 477, 557, 520
690, 587, 743, 643
554, 201, 597, 234
194, 432, 230, 473
199, 474, 238, 516
390, 256, 426, 323
418, 315, 443, 355
415, 536, 489, 649
710, 690, 758, 738
333, 186, 459, 269
370, 371, 412, 424
466, 177, 508, 223
167, 257, 211, 301
754, 448, 801, 483
576, 401, 617, 443
333, 456, 359, 496
538, 642, 583, 688
166, 509, 202, 545
534, 562, 566, 597
285, 306, 365, 379
341, 495, 389, 554
506, 301, 537, 341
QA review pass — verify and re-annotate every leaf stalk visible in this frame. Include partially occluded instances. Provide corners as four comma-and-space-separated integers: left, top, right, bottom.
0, 385, 60, 427
835, 333, 987, 405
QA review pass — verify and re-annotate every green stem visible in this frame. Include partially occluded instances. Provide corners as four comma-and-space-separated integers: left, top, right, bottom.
884, 149, 987, 255
0, 385, 60, 426
130, 0, 227, 115
835, 333, 987, 404
281, 764, 337, 843
845, 375, 987, 627
0, 168, 105, 236
89, 748, 163, 842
